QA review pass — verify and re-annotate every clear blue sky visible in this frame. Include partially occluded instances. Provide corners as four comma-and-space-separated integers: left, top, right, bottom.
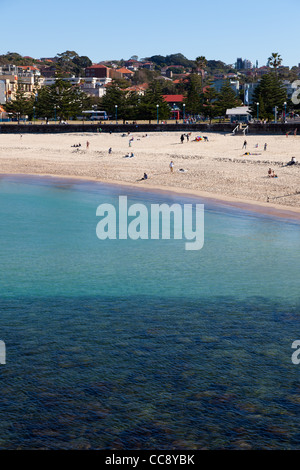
1, 0, 299, 67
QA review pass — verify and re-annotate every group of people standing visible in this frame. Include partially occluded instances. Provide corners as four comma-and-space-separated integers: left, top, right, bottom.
242, 140, 268, 151
180, 133, 191, 143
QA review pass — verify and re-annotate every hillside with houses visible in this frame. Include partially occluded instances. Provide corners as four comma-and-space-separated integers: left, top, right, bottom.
0, 51, 299, 122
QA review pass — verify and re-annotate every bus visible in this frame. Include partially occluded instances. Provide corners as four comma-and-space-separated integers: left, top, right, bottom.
82, 110, 108, 121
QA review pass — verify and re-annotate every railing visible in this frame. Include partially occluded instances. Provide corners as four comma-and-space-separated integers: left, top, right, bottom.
232, 125, 239, 135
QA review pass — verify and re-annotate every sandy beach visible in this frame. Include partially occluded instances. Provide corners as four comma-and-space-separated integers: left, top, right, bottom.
0, 131, 299, 215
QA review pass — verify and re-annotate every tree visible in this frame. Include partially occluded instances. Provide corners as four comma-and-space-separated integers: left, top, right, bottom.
250, 73, 287, 120
185, 74, 203, 115
55, 51, 92, 76
101, 81, 126, 118
268, 52, 282, 75
73, 55, 92, 70
200, 87, 219, 123
215, 81, 241, 117
4, 87, 34, 122
35, 79, 91, 120
138, 81, 170, 122
195, 56, 207, 78
131, 69, 159, 85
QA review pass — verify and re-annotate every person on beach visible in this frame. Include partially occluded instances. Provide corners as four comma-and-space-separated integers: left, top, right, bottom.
180, 134, 184, 144
285, 156, 296, 166
169, 161, 174, 172
108, 148, 112, 154
86, 141, 90, 149
138, 173, 148, 181
268, 168, 272, 177
242, 140, 247, 149
264, 143, 267, 151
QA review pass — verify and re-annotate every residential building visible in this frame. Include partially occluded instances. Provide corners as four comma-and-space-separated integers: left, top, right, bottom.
125, 83, 148, 96
115, 67, 135, 80
85, 64, 110, 78
0, 75, 18, 103
212, 79, 240, 95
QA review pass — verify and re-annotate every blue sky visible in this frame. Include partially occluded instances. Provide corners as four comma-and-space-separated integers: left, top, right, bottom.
1, 0, 299, 67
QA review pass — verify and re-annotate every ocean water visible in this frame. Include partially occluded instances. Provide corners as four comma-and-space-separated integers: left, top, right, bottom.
0, 175, 299, 449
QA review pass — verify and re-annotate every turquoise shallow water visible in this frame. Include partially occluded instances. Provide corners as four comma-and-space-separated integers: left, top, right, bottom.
0, 175, 300, 449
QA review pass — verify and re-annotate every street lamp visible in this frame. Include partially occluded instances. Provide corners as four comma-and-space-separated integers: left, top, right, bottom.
284, 101, 287, 122
115, 104, 118, 123
183, 103, 186, 122
54, 105, 57, 124
256, 102, 259, 121
274, 105, 278, 123
33, 106, 35, 123
156, 104, 159, 124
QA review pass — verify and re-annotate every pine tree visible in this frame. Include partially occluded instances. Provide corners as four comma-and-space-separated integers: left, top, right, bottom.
4, 86, 34, 122
200, 87, 219, 123
250, 73, 287, 120
101, 81, 125, 118
138, 81, 170, 122
34, 79, 91, 120
185, 74, 203, 115
215, 81, 241, 116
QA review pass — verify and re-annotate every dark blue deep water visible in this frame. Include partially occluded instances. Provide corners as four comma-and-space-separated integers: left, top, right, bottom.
0, 175, 299, 449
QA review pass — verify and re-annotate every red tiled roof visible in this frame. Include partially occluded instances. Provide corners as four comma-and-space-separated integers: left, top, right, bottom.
126, 83, 149, 92
86, 64, 108, 69
18, 65, 39, 70
163, 94, 184, 103
116, 67, 134, 74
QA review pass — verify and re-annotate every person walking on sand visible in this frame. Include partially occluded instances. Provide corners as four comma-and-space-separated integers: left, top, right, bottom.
86, 141, 90, 149
242, 140, 247, 149
180, 134, 184, 144
108, 147, 112, 154
169, 161, 174, 173
264, 143, 267, 151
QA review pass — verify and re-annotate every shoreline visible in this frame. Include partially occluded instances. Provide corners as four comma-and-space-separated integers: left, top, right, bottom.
1, 131, 299, 220
2, 170, 300, 222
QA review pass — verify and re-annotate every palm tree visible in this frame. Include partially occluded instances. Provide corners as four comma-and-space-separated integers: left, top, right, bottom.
195, 56, 207, 80
268, 52, 282, 75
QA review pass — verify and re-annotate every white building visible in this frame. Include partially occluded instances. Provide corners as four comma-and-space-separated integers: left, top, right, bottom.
212, 79, 240, 95
40, 76, 110, 97
226, 106, 252, 123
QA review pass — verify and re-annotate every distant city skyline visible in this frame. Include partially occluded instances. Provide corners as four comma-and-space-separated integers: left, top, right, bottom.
1, 0, 299, 67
